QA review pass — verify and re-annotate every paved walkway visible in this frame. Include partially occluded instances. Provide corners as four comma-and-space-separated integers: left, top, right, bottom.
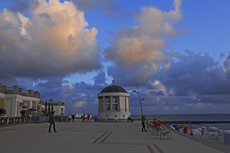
0, 120, 229, 153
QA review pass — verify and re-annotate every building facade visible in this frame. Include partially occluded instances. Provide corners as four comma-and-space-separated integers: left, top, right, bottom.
97, 85, 130, 121
0, 83, 65, 117
39, 99, 65, 116
0, 83, 40, 117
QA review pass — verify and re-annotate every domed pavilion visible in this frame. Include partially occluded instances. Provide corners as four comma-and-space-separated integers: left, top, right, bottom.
97, 85, 130, 121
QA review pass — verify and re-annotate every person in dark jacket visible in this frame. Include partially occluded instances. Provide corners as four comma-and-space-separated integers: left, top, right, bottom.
141, 115, 147, 132
49, 111, 57, 133
72, 114, 75, 122
87, 114, 90, 123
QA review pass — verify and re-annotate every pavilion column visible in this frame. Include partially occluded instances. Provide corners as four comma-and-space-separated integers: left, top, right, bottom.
110, 96, 112, 112
118, 96, 120, 112
125, 96, 127, 112
128, 97, 130, 112
98, 98, 100, 112
103, 97, 105, 112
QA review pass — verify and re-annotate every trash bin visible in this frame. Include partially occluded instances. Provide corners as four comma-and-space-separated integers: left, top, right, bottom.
201, 126, 207, 135
223, 130, 230, 145
183, 127, 188, 133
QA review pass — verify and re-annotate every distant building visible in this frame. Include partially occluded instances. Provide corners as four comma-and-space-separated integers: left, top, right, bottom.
0, 83, 65, 117
39, 98, 65, 116
97, 85, 130, 121
0, 83, 40, 117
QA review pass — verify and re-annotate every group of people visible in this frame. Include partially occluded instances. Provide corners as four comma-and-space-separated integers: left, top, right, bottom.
48, 113, 92, 133
48, 112, 148, 133
81, 114, 91, 122
68, 114, 75, 122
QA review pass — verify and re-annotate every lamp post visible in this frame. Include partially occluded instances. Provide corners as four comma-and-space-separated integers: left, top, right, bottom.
133, 86, 144, 115
81, 106, 85, 114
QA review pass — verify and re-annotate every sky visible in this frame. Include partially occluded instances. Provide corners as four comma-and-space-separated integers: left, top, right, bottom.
0, 0, 230, 115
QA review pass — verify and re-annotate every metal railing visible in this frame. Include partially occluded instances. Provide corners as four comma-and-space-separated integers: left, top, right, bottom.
0, 115, 69, 126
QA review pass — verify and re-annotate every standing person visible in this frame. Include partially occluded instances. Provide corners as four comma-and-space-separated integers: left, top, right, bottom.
48, 111, 57, 133
141, 115, 147, 132
68, 114, 71, 122
82, 114, 85, 122
72, 114, 75, 122
87, 114, 90, 123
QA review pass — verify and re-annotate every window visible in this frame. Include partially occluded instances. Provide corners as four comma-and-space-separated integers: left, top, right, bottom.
32, 102, 35, 109
61, 108, 64, 113
105, 96, 110, 111
22, 102, 28, 109
112, 96, 118, 111
0, 99, 2, 108
114, 115, 117, 117
99, 97, 103, 111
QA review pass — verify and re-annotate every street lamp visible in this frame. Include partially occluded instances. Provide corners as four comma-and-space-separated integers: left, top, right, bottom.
81, 106, 85, 114
133, 86, 144, 115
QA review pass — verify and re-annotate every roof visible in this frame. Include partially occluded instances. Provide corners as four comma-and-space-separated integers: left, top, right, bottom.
100, 85, 128, 93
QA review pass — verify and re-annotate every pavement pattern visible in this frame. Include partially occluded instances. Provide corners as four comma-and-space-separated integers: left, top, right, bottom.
0, 120, 229, 153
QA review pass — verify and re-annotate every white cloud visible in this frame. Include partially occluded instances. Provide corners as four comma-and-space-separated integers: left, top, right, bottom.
0, 0, 100, 81
74, 101, 83, 108
105, 0, 183, 67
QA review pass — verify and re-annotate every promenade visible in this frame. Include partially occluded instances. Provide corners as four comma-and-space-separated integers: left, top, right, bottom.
0, 120, 229, 153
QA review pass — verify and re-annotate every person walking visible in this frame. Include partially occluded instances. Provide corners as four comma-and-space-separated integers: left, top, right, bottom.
87, 114, 90, 123
82, 114, 86, 122
49, 111, 57, 133
141, 115, 147, 132
72, 114, 75, 122
68, 114, 71, 122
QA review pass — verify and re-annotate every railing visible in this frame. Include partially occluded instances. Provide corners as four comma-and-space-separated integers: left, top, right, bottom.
0, 115, 69, 126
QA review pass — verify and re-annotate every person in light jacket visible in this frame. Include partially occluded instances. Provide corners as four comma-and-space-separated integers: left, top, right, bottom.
49, 111, 57, 133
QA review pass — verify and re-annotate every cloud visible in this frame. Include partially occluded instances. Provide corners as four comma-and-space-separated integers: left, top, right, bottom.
6, 0, 39, 13
74, 101, 83, 108
94, 70, 106, 85
72, 0, 133, 21
0, 0, 101, 83
103, 0, 184, 87
104, 0, 183, 67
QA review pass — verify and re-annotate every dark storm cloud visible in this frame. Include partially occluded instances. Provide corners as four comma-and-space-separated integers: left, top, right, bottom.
158, 51, 230, 98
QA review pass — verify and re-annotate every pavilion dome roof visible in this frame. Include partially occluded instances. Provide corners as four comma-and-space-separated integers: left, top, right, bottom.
100, 85, 128, 93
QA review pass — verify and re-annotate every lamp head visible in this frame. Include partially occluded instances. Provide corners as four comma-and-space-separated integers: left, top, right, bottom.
133, 90, 137, 93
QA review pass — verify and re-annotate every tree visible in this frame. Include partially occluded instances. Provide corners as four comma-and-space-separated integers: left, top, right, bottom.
0, 108, 7, 116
